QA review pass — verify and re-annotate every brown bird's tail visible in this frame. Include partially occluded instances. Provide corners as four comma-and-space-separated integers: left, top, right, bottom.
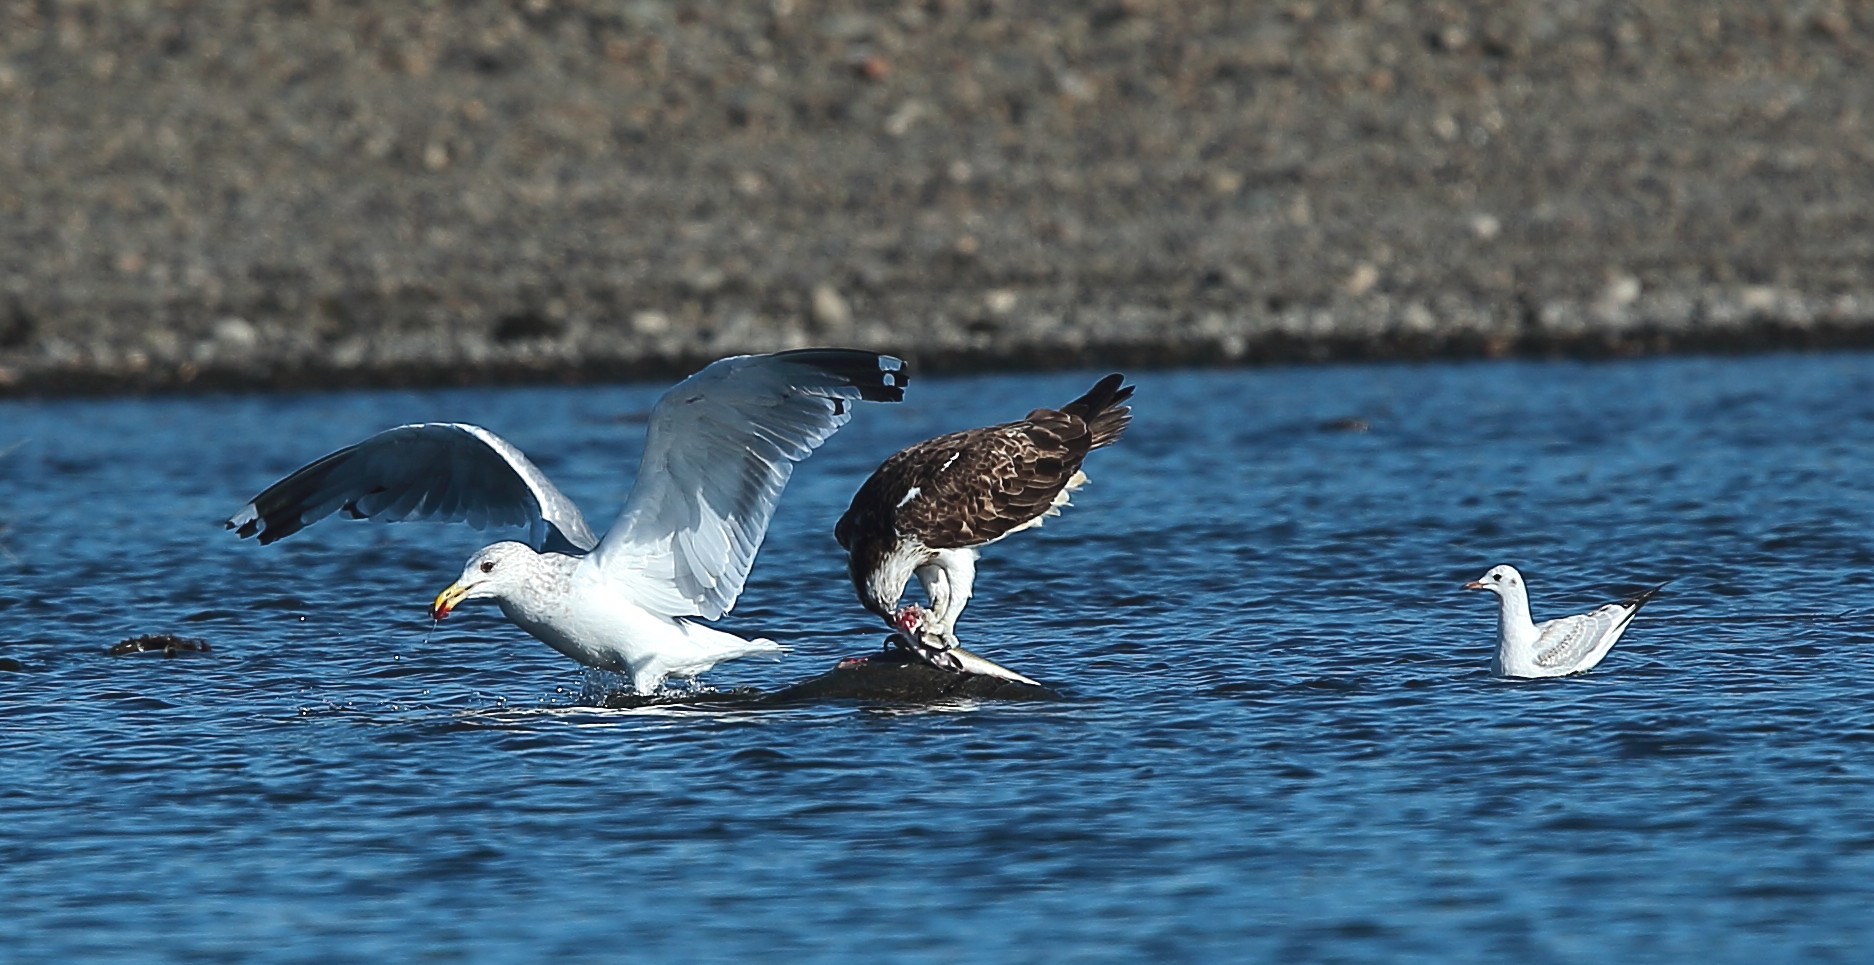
1059, 373, 1134, 449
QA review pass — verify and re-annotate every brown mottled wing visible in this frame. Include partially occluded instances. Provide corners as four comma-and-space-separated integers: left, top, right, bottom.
886, 411, 1095, 549
834, 373, 1132, 557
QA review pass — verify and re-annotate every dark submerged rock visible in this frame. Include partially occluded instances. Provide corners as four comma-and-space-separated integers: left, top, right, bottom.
599, 647, 1062, 710
765, 649, 1063, 703
108, 633, 214, 658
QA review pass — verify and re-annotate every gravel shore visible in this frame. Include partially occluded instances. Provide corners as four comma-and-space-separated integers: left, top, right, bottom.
3, 1, 1871, 395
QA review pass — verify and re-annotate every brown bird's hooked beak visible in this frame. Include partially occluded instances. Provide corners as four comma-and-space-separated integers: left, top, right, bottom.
431, 582, 469, 620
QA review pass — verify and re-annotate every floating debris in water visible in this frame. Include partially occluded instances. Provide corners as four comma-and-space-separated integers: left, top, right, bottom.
108, 633, 214, 658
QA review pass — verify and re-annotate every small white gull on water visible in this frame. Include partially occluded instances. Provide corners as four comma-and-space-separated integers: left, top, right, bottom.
1464, 564, 1664, 678
227, 349, 907, 693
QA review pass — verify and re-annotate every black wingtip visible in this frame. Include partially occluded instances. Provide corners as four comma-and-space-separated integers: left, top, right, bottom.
227, 508, 305, 545
1624, 582, 1669, 610
775, 348, 909, 403
868, 354, 909, 402
226, 508, 263, 540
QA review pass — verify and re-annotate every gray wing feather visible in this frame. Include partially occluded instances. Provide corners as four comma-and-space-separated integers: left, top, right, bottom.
589, 351, 905, 619
226, 423, 596, 553
1534, 605, 1629, 669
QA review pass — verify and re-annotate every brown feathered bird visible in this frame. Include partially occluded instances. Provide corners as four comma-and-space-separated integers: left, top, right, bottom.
835, 374, 1134, 653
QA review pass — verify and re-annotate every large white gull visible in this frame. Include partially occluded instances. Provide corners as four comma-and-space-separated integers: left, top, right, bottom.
1464, 564, 1664, 678
227, 349, 907, 693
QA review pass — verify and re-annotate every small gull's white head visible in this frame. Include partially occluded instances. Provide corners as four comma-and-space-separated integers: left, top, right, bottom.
431, 541, 541, 619
1463, 564, 1524, 598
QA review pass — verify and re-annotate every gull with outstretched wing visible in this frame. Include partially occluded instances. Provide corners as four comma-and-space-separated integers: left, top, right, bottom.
228, 349, 907, 693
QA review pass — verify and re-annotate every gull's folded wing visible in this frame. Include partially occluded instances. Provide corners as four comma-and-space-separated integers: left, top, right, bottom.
589, 350, 907, 619
226, 423, 596, 553
1533, 583, 1662, 669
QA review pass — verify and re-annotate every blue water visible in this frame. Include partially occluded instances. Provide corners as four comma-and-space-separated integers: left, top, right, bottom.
4, 355, 1874, 963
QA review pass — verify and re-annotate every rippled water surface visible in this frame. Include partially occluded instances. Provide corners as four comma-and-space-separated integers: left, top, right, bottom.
5, 355, 1874, 963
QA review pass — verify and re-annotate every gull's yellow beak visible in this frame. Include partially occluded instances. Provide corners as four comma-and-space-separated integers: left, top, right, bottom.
431, 582, 469, 620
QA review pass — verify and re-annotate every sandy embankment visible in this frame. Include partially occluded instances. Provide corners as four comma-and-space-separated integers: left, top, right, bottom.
2, 2, 1869, 394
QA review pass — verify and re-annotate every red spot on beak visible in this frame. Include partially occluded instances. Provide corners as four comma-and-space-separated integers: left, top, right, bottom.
430, 583, 464, 620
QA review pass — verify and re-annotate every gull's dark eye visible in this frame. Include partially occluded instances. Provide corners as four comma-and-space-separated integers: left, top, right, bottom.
479, 560, 496, 574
